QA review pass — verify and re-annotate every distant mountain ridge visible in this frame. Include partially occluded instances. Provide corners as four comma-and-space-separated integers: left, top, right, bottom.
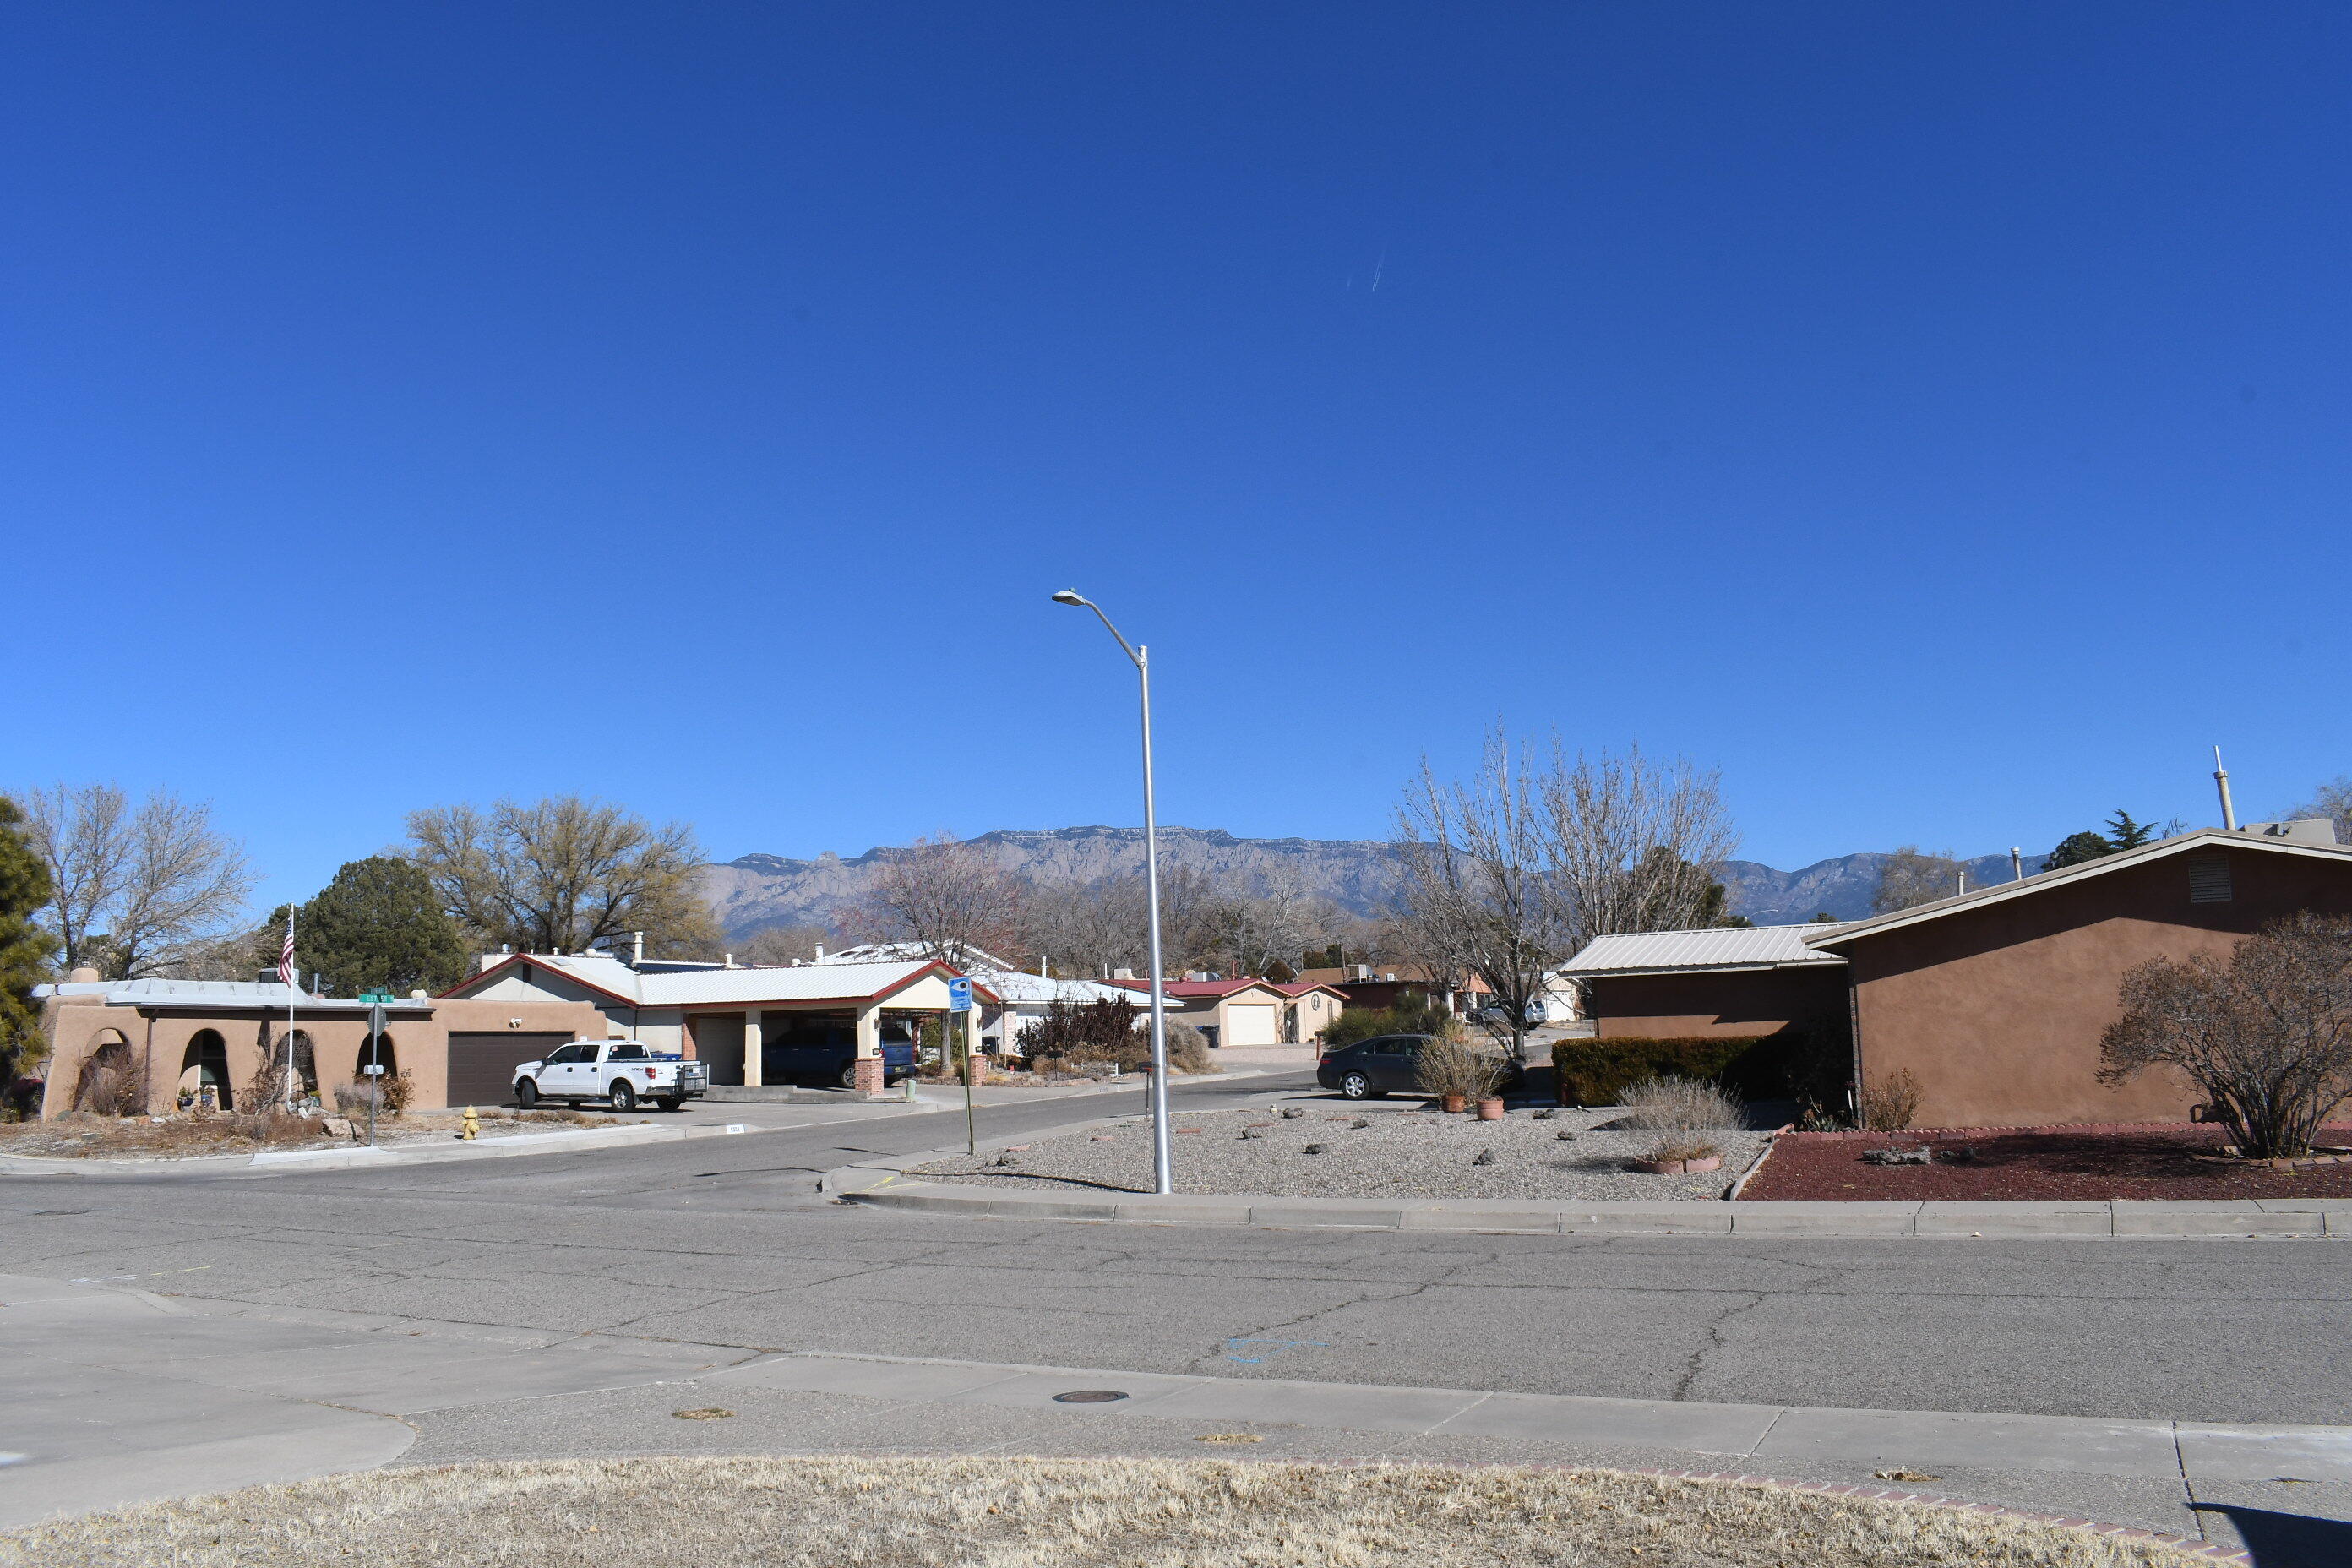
705, 826, 2044, 937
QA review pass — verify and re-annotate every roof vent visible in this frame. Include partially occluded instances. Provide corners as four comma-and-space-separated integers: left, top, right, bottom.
2188, 852, 2235, 904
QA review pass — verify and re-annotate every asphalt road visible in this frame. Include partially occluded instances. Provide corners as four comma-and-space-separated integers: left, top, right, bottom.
7, 1070, 2349, 1427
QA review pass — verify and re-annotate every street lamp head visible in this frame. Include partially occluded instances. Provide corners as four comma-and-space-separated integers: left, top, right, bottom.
1050, 589, 1088, 607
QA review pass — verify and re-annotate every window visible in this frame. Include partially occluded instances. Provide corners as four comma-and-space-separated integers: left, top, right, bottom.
545, 1043, 585, 1065
607, 1042, 647, 1059
2187, 853, 2234, 904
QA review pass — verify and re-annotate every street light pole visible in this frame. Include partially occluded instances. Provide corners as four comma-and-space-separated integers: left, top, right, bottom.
1052, 590, 1173, 1195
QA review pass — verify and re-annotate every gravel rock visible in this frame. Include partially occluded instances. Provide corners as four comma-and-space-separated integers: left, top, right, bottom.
913, 1108, 1765, 1200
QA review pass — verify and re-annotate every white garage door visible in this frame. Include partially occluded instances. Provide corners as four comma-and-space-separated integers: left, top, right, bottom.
1223, 1004, 1278, 1047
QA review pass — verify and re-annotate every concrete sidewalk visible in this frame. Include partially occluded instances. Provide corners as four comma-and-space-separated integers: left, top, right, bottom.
0, 1273, 756, 1528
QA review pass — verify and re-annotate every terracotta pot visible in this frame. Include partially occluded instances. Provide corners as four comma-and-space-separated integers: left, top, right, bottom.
1440, 1093, 1468, 1114
1475, 1097, 1506, 1121
1629, 1154, 1724, 1174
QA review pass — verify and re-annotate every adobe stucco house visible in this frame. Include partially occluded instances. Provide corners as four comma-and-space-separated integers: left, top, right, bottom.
1555, 824, 2352, 1128
1808, 824, 2352, 1128
444, 951, 990, 1092
35, 976, 602, 1118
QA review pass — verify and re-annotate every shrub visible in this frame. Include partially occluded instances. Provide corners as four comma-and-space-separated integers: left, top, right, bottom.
2101, 913, 2352, 1159
72, 1044, 146, 1117
1643, 1134, 1723, 1164
1858, 1067, 1922, 1132
1323, 1000, 1456, 1049
1615, 1075, 1746, 1130
1021, 998, 1145, 1070
1415, 1035, 1505, 1101
1164, 1021, 1217, 1075
1551, 1035, 1788, 1107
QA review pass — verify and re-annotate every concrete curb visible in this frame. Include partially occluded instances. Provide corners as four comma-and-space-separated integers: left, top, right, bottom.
0, 1121, 755, 1179
834, 1173, 2352, 1238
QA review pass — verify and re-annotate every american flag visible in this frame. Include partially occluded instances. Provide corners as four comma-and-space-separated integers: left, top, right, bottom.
277, 917, 295, 988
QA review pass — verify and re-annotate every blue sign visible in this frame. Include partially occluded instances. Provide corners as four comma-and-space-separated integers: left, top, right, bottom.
947, 977, 973, 1013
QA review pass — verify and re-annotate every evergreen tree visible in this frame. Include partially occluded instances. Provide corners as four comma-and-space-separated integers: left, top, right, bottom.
2043, 830, 2116, 871
0, 798, 60, 1089
2104, 809, 2160, 850
273, 857, 469, 998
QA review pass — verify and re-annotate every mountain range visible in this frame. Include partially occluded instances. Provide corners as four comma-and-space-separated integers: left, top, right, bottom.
703, 826, 2047, 937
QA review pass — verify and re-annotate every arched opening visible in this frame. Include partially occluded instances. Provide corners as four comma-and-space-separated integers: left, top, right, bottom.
72, 1030, 143, 1115
339, 1032, 403, 1115
178, 1029, 232, 1111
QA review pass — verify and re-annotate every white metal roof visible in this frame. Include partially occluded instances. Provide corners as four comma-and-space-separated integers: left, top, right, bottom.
476, 952, 967, 1008
1556, 923, 1851, 977
34, 977, 433, 1010
1805, 827, 2352, 949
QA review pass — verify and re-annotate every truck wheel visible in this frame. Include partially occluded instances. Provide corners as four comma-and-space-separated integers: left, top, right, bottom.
514, 1079, 539, 1108
838, 1063, 860, 1089
656, 1097, 682, 1113
607, 1079, 637, 1113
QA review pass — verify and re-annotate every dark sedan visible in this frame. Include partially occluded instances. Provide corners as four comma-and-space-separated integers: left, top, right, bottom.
1316, 1035, 1523, 1099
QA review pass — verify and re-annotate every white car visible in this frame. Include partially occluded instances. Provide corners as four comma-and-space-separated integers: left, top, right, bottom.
513, 1038, 708, 1113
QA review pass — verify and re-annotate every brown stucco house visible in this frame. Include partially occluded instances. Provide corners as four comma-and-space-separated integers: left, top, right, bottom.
1805, 823, 2352, 1128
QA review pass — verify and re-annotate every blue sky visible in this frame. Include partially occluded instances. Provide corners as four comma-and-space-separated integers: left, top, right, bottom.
7, 3, 2348, 909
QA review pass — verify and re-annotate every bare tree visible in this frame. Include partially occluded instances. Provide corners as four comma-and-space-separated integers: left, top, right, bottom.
14, 783, 257, 977
1396, 733, 1739, 1059
406, 797, 719, 958
738, 923, 833, 966
2101, 914, 2352, 1159
1537, 743, 1740, 944
1870, 847, 1969, 914
1395, 733, 1565, 1059
843, 833, 1027, 965
2280, 776, 2352, 844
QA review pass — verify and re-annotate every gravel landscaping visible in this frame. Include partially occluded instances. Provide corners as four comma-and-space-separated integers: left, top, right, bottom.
913, 1105, 1767, 1200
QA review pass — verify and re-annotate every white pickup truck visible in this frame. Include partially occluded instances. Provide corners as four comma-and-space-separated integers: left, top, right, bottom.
513, 1038, 709, 1113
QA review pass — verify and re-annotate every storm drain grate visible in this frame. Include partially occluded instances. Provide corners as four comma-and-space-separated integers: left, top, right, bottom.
1051, 1390, 1130, 1404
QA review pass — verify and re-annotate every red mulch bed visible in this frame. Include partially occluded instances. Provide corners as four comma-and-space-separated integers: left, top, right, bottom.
1738, 1122, 2352, 1201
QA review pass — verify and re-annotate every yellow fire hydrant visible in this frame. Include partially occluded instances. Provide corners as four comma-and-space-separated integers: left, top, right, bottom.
460, 1106, 480, 1141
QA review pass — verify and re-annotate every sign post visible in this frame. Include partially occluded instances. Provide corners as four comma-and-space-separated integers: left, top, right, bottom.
947, 978, 975, 1154
363, 1002, 388, 1149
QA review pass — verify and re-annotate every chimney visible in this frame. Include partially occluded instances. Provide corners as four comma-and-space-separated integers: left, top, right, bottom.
68, 966, 101, 984
814, 945, 826, 962
632, 930, 644, 966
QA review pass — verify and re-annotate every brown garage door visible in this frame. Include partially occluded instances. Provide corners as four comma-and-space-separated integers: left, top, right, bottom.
446, 1032, 577, 1108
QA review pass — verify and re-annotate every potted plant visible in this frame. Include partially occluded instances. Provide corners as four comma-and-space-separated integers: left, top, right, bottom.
1417, 1032, 1501, 1114
1474, 1095, 1506, 1120
1630, 1135, 1723, 1175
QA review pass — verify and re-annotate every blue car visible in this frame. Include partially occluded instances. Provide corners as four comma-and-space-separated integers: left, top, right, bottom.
761, 1018, 916, 1088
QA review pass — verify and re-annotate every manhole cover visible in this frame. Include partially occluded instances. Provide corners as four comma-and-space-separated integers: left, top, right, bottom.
1051, 1389, 1129, 1404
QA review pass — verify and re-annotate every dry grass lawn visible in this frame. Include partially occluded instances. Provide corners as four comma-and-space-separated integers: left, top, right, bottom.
0, 1456, 2197, 1567
0, 1108, 608, 1160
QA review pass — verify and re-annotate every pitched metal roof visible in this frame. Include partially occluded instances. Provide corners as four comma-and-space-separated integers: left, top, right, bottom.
452, 952, 993, 1007
1805, 827, 2352, 949
1556, 924, 1851, 977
